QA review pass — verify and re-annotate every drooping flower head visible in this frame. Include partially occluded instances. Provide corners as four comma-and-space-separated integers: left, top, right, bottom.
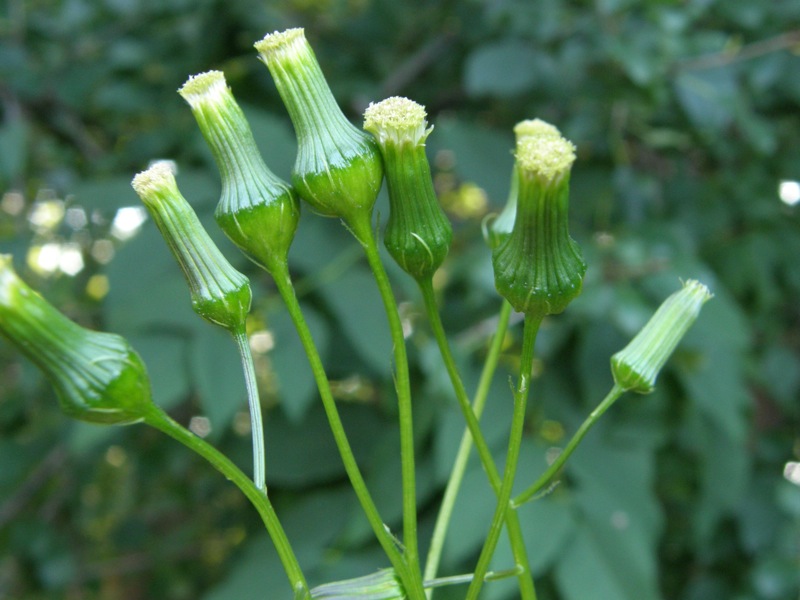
0, 255, 153, 424
132, 162, 252, 332
255, 28, 383, 242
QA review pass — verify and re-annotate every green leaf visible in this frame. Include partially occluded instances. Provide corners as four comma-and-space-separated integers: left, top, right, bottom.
72, 169, 217, 212
105, 223, 201, 333
441, 464, 496, 566
0, 117, 28, 180
426, 117, 514, 205
677, 285, 749, 439
269, 303, 330, 423
464, 40, 540, 98
263, 403, 385, 489
674, 68, 738, 132
513, 493, 576, 575
192, 326, 245, 436
66, 421, 117, 456
555, 525, 655, 600
70, 176, 139, 212
321, 265, 392, 375
241, 104, 297, 182
561, 429, 663, 600
687, 411, 752, 545
128, 333, 188, 411
204, 489, 355, 600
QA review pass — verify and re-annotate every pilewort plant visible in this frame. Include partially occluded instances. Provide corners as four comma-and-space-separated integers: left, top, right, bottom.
0, 27, 713, 600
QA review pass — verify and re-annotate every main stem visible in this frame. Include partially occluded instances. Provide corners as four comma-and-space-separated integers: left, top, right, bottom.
141, 406, 309, 599
466, 314, 542, 600
268, 260, 421, 599
418, 284, 535, 599
350, 214, 423, 596
512, 383, 625, 507
232, 327, 266, 492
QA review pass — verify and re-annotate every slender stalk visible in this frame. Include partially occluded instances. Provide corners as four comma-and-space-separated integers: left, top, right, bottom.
466, 315, 542, 600
418, 285, 535, 599
141, 405, 309, 599
350, 214, 424, 597
232, 327, 266, 492
512, 384, 625, 508
424, 300, 512, 590
269, 260, 422, 600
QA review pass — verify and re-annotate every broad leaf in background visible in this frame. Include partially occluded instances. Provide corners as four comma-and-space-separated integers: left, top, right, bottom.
268, 304, 330, 423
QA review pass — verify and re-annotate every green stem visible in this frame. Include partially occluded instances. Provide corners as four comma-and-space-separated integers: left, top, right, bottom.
424, 301, 512, 589
141, 405, 309, 599
350, 214, 424, 598
232, 327, 266, 492
512, 383, 625, 508
465, 314, 542, 600
418, 286, 535, 599
269, 260, 421, 600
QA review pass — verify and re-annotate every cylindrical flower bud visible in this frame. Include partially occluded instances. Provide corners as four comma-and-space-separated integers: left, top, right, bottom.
611, 279, 713, 393
178, 71, 300, 274
485, 119, 563, 249
0, 255, 153, 424
310, 568, 403, 599
363, 97, 452, 281
492, 128, 586, 317
132, 162, 252, 332
254, 28, 383, 238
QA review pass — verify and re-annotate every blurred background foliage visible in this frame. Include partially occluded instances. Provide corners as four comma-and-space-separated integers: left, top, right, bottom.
1, 0, 799, 598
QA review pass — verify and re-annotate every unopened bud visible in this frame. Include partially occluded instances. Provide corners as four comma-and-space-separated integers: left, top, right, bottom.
0, 255, 152, 424
364, 97, 452, 281
611, 279, 713, 393
255, 28, 382, 239
132, 162, 251, 332
492, 127, 585, 316
179, 71, 300, 274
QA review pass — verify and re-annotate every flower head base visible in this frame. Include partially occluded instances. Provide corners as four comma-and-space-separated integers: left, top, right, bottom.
255, 28, 382, 240
492, 124, 585, 317
132, 162, 252, 332
178, 70, 300, 274
611, 279, 713, 393
0, 255, 153, 424
363, 97, 452, 281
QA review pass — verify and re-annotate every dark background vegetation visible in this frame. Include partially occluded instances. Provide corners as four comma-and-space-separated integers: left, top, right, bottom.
1, 1, 799, 598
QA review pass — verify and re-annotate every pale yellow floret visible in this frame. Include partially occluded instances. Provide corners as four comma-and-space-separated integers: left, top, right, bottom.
515, 134, 576, 182
131, 161, 178, 201
178, 71, 228, 108
254, 28, 308, 65
363, 96, 431, 146
514, 118, 561, 141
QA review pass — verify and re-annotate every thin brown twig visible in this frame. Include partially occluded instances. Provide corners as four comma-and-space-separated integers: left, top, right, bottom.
676, 29, 800, 71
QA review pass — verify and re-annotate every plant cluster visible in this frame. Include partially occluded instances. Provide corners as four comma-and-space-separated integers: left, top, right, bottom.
0, 27, 718, 599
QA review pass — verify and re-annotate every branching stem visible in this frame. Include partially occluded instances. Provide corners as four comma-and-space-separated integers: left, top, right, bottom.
465, 314, 542, 600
